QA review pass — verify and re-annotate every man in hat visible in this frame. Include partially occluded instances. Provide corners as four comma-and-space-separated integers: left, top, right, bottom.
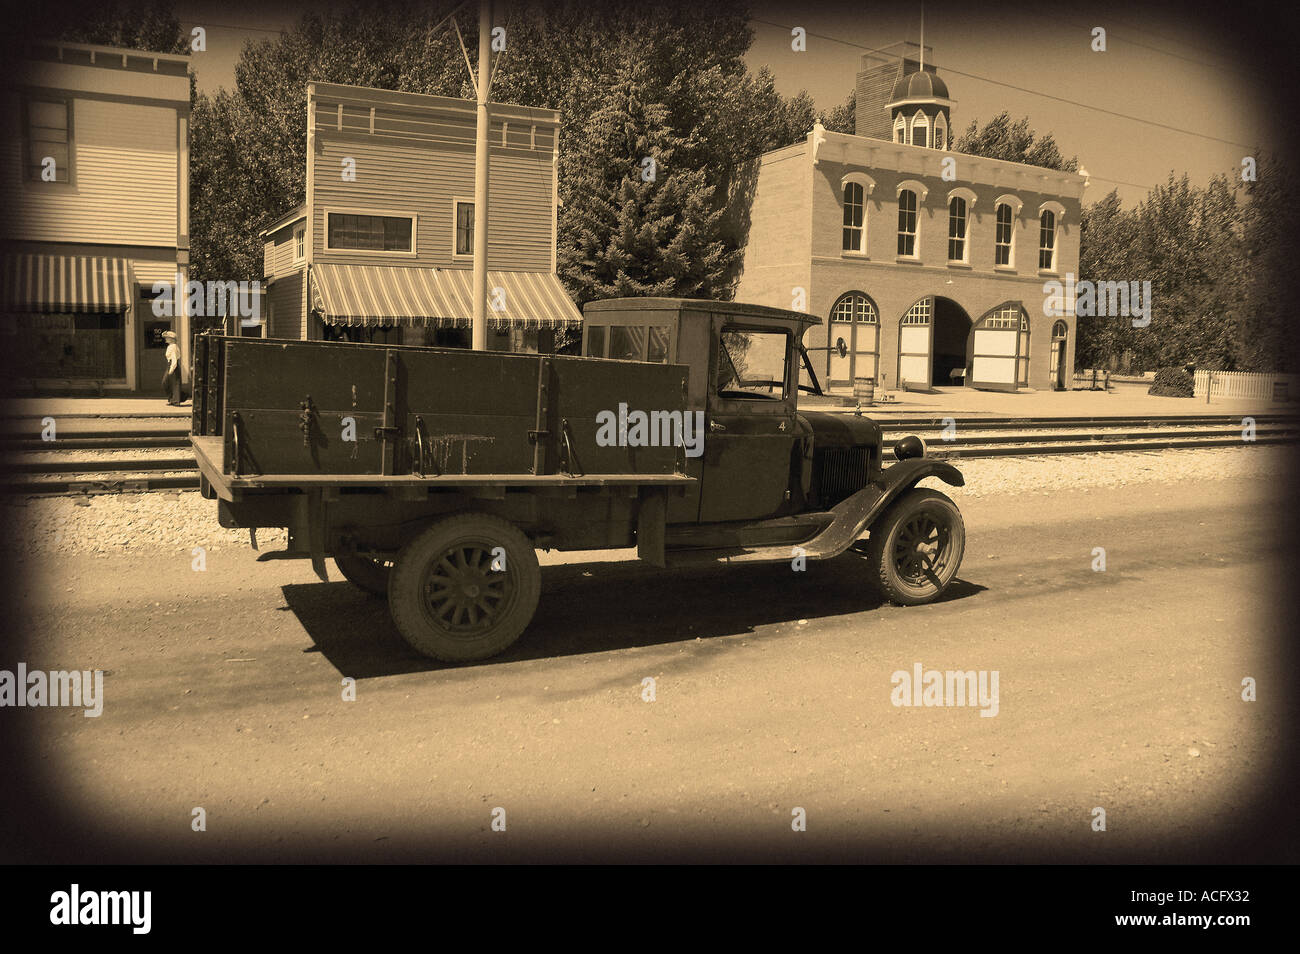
162, 330, 182, 406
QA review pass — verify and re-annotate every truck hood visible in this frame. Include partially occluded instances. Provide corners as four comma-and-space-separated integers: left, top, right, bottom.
798, 410, 882, 450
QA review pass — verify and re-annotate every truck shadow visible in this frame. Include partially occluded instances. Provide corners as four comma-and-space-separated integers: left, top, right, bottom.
283, 550, 986, 678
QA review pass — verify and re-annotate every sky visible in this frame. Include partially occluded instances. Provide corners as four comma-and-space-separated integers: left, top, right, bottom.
172, 0, 1271, 210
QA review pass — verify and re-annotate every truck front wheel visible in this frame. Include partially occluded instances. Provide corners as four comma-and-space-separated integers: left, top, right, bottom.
388, 513, 541, 662
866, 488, 965, 606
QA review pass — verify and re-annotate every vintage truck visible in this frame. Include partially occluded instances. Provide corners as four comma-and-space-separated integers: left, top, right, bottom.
191, 298, 966, 662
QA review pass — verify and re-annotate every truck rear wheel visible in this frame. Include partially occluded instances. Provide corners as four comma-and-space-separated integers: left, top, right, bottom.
388, 513, 541, 662
334, 555, 393, 596
867, 488, 965, 606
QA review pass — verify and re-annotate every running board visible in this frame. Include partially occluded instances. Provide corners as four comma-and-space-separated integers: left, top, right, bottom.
663, 484, 888, 568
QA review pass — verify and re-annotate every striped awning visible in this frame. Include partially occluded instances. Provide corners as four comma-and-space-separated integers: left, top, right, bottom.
311, 263, 581, 329
1, 254, 132, 313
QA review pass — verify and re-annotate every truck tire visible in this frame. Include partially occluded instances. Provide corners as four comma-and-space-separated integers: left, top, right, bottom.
866, 488, 965, 606
388, 513, 541, 662
334, 555, 393, 596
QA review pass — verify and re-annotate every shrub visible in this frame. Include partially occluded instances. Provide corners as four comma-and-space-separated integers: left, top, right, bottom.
1148, 366, 1195, 397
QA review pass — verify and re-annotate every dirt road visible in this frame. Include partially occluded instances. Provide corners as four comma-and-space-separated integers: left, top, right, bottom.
2, 475, 1294, 862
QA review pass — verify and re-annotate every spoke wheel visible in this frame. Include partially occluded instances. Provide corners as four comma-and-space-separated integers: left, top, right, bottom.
867, 488, 965, 606
388, 514, 540, 662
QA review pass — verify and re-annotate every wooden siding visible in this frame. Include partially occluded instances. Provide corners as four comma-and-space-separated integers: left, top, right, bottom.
1, 94, 179, 246
263, 223, 303, 280
265, 270, 305, 340
311, 137, 554, 271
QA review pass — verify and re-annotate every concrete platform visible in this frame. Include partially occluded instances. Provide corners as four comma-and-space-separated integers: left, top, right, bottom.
811, 382, 1297, 418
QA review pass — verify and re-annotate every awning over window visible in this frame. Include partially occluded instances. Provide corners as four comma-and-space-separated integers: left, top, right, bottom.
1, 254, 132, 313
311, 263, 582, 329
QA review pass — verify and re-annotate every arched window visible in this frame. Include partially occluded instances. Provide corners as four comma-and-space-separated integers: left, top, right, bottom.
1039, 210, 1057, 270
995, 203, 1014, 266
830, 293, 879, 325
946, 190, 975, 263
910, 110, 929, 148
897, 189, 918, 257
1052, 320, 1068, 339
893, 115, 906, 144
933, 116, 947, 151
842, 182, 864, 252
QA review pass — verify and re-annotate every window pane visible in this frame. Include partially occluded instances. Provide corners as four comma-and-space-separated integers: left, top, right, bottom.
647, 326, 670, 363
586, 325, 606, 357
717, 329, 788, 397
609, 325, 646, 361
456, 203, 474, 255
328, 213, 413, 251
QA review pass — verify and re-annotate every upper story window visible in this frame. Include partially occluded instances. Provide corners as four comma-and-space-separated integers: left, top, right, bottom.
454, 200, 474, 257
293, 226, 305, 261
947, 196, 968, 262
25, 97, 71, 182
842, 182, 865, 252
1039, 209, 1058, 271
897, 189, 919, 257
933, 117, 947, 151
893, 116, 906, 144
326, 212, 415, 253
995, 203, 1014, 266
910, 110, 929, 148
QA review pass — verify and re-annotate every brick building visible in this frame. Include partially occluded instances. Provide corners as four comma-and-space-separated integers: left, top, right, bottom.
735, 42, 1088, 392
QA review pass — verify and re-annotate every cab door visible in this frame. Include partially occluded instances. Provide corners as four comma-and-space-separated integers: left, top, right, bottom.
697, 321, 799, 524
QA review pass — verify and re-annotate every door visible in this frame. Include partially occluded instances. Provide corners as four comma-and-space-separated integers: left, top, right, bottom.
827, 293, 879, 387
970, 303, 1023, 391
897, 297, 932, 390
1050, 321, 1068, 390
137, 286, 172, 393
698, 323, 798, 524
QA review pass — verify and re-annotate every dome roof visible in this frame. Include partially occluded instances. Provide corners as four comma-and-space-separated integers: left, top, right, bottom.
890, 69, 949, 102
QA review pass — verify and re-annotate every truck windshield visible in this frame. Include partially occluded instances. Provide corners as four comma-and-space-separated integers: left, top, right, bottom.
717, 328, 788, 398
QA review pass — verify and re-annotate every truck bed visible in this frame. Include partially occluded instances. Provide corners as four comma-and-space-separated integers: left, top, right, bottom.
191, 335, 696, 493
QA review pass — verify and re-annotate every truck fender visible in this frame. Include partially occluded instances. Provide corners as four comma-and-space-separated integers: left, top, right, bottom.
866, 457, 963, 523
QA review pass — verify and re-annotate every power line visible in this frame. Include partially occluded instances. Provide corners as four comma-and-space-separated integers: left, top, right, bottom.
751, 17, 1256, 151
1036, 12, 1249, 77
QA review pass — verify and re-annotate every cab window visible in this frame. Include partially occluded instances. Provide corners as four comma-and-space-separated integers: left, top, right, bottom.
585, 325, 606, 357
716, 327, 789, 399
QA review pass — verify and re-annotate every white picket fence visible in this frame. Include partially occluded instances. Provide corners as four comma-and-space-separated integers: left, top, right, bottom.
1194, 370, 1300, 401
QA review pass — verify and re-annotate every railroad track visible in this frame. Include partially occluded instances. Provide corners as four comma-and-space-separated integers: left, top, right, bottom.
1, 413, 1296, 497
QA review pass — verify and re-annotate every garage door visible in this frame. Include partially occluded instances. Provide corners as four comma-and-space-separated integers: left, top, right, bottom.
897, 297, 932, 389
971, 303, 1026, 391
827, 293, 879, 386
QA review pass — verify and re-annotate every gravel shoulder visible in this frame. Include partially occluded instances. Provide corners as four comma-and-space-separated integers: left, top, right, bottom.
0, 445, 1290, 557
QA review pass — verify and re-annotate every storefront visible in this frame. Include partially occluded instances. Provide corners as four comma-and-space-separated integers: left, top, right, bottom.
308, 263, 582, 351
1, 253, 134, 390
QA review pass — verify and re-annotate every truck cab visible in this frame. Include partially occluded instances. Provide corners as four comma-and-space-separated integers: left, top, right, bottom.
580, 298, 884, 526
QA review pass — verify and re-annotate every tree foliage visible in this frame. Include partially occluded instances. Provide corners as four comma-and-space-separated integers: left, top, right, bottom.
954, 112, 1079, 172
1075, 164, 1297, 373
188, 0, 818, 307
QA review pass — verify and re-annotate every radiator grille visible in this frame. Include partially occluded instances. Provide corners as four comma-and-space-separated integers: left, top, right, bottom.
814, 446, 870, 507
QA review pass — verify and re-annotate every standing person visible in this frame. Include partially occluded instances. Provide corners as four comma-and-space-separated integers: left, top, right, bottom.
162, 330, 182, 405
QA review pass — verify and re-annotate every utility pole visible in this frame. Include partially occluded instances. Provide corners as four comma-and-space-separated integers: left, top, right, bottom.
472, 0, 492, 351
